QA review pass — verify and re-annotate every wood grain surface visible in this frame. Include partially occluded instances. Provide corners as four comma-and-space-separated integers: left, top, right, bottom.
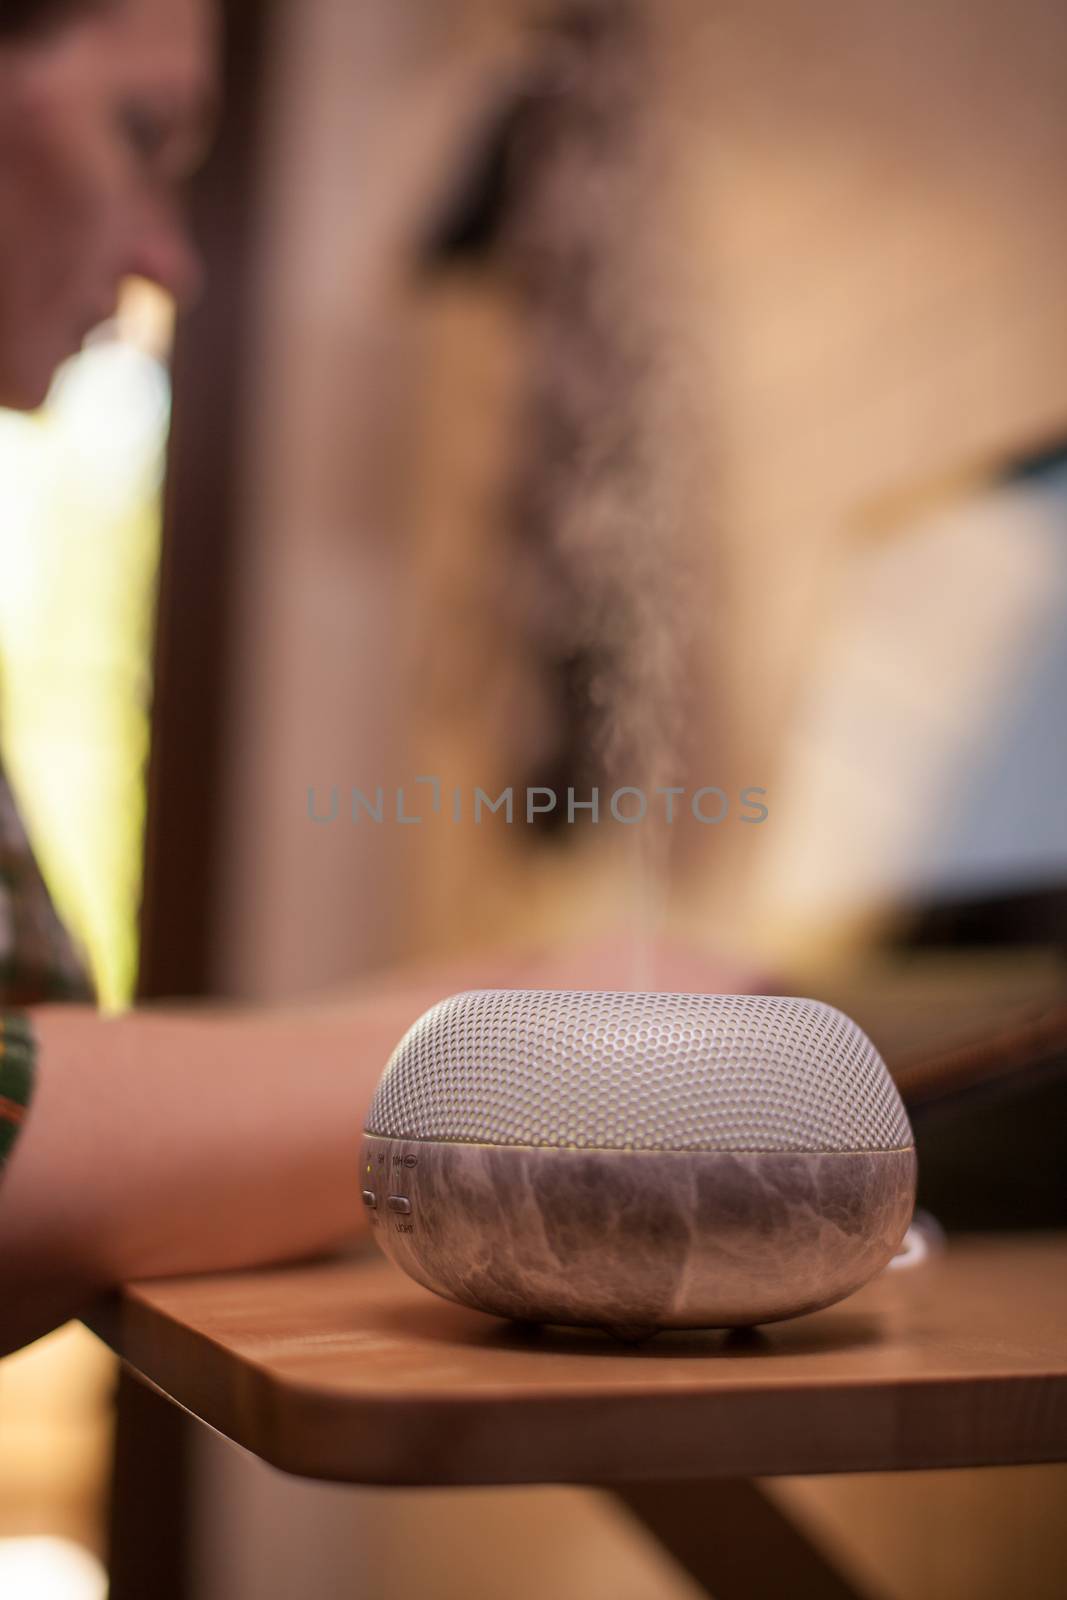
87, 1232, 1067, 1487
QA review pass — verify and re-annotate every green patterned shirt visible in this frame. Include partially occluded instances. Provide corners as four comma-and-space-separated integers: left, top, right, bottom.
0, 762, 96, 1176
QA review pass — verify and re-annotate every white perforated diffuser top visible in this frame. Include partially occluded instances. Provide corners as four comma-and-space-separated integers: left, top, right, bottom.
365, 990, 912, 1153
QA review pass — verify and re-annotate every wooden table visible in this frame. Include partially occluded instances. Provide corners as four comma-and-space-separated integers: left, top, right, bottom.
90, 956, 1067, 1599
90, 1231, 1067, 1598
93, 1232, 1067, 1490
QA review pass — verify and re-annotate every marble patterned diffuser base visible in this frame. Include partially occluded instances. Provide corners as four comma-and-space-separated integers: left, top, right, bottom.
360, 990, 916, 1336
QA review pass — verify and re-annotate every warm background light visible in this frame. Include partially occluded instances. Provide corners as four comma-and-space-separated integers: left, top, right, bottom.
0, 278, 174, 1011
0, 1537, 107, 1600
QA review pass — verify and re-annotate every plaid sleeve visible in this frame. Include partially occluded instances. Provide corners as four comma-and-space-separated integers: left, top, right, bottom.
0, 759, 95, 1183
0, 1012, 36, 1176
0, 763, 97, 1008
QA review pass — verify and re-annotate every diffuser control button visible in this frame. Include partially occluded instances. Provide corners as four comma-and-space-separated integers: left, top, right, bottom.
387, 1195, 412, 1215
361, 1190, 378, 1209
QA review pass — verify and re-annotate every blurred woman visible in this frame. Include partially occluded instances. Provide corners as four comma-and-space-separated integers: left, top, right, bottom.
0, 0, 745, 1357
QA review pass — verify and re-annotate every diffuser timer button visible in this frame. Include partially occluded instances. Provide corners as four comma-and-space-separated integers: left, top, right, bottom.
361, 1190, 378, 1209
387, 1195, 412, 1215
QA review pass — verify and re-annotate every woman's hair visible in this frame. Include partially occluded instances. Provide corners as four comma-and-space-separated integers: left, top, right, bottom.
0, 0, 104, 38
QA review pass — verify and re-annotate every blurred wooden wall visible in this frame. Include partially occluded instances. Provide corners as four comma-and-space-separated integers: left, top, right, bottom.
198, 0, 1067, 1002
658, 0, 1067, 948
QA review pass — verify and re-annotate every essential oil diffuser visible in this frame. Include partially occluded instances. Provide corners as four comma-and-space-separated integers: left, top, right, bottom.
361, 990, 916, 1334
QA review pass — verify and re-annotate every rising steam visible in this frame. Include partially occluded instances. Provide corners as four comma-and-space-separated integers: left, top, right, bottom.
502, 0, 704, 811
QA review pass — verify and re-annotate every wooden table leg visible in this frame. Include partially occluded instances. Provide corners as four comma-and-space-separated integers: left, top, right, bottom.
613, 1479, 880, 1600
106, 1366, 195, 1600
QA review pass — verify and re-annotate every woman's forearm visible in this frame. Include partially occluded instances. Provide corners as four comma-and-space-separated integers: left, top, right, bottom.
0, 988, 434, 1355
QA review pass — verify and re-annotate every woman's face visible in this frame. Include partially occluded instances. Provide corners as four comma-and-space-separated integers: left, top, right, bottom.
0, 0, 218, 409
